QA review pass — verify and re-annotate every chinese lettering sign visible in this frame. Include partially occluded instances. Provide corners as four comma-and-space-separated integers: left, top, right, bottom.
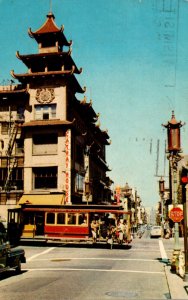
65, 129, 71, 204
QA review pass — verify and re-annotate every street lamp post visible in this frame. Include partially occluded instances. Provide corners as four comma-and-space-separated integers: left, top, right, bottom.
159, 177, 165, 238
162, 111, 184, 272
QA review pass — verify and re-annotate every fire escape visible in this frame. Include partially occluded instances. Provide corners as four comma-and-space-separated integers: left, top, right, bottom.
4, 123, 19, 191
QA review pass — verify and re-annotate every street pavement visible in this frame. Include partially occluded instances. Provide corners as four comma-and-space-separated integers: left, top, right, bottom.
161, 237, 188, 299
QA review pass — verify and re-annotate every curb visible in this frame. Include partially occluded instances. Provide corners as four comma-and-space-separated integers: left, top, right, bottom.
164, 265, 188, 299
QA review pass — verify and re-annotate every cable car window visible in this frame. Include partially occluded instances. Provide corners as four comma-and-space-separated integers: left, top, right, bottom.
78, 213, 88, 225
46, 212, 55, 224
67, 213, 77, 225
57, 213, 65, 224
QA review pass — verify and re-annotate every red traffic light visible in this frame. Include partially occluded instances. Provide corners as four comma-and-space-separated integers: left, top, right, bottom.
181, 176, 188, 184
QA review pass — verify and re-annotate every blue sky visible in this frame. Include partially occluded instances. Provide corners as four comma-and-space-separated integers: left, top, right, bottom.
0, 0, 188, 208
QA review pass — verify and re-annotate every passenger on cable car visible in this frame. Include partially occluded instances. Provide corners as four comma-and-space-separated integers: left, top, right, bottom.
90, 219, 99, 243
99, 218, 108, 239
116, 220, 124, 243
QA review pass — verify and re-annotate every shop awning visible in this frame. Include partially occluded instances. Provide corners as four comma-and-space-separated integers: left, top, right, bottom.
18, 194, 65, 206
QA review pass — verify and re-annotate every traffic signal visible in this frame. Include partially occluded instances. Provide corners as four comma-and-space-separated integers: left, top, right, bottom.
181, 167, 188, 184
181, 167, 188, 203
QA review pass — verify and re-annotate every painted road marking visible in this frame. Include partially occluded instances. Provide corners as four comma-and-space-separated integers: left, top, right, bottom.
27, 247, 55, 262
33, 257, 158, 262
23, 268, 164, 274
159, 239, 168, 260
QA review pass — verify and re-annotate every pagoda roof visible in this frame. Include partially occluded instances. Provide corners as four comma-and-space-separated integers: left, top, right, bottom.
28, 12, 71, 47
10, 69, 86, 94
11, 68, 75, 78
74, 96, 110, 144
97, 156, 110, 171
16, 51, 82, 74
76, 96, 98, 121
162, 111, 184, 128
94, 124, 110, 145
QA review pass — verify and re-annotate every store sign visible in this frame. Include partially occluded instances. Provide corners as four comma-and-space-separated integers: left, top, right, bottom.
115, 186, 121, 204
65, 129, 71, 204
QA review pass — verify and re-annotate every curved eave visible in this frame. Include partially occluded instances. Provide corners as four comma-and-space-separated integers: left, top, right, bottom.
101, 130, 110, 140
97, 155, 111, 171
28, 12, 61, 34
105, 140, 111, 146
28, 27, 72, 47
68, 76, 86, 94
11, 67, 76, 79
163, 121, 183, 127
79, 99, 97, 120
22, 119, 75, 128
16, 51, 82, 74
93, 125, 110, 145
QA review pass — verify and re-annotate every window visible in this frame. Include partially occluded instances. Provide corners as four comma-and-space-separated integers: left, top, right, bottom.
57, 213, 65, 224
33, 134, 57, 155
1, 123, 9, 135
17, 107, 25, 121
78, 214, 88, 225
67, 213, 77, 225
75, 173, 84, 193
34, 104, 56, 120
11, 168, 24, 190
75, 144, 84, 164
0, 169, 7, 188
15, 139, 24, 155
33, 167, 57, 189
46, 213, 55, 224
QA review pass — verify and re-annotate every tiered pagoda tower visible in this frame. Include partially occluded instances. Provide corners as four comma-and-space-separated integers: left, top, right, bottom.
0, 11, 112, 219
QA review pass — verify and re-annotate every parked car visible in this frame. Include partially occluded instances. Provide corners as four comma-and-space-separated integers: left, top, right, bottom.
0, 222, 26, 275
150, 226, 162, 238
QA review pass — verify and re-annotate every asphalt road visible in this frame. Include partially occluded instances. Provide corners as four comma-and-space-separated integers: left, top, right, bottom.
0, 235, 179, 300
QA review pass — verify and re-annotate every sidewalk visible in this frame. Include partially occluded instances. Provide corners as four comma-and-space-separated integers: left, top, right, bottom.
165, 264, 188, 299
162, 238, 188, 299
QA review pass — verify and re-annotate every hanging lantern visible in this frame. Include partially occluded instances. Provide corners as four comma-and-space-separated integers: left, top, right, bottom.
162, 111, 184, 153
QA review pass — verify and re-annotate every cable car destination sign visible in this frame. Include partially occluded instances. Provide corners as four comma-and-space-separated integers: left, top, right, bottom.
168, 205, 183, 223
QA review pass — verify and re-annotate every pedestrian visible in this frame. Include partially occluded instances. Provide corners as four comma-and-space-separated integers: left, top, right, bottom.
164, 220, 170, 238
116, 220, 124, 244
91, 219, 99, 243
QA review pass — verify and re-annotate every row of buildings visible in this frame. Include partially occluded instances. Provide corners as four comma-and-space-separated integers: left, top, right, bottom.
114, 183, 148, 229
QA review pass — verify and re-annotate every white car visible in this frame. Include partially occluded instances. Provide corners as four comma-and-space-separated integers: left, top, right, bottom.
150, 226, 162, 238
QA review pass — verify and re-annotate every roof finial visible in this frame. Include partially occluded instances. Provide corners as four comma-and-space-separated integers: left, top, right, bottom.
50, 0, 52, 13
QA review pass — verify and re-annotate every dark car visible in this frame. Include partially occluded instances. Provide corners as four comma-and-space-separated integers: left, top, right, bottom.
0, 222, 26, 275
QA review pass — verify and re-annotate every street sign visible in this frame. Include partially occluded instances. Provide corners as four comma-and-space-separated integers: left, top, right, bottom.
169, 207, 183, 222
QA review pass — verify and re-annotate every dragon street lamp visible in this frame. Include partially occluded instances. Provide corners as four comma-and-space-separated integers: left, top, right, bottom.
162, 111, 184, 272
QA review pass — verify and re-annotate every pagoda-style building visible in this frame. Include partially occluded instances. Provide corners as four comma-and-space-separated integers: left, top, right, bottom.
0, 12, 112, 221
